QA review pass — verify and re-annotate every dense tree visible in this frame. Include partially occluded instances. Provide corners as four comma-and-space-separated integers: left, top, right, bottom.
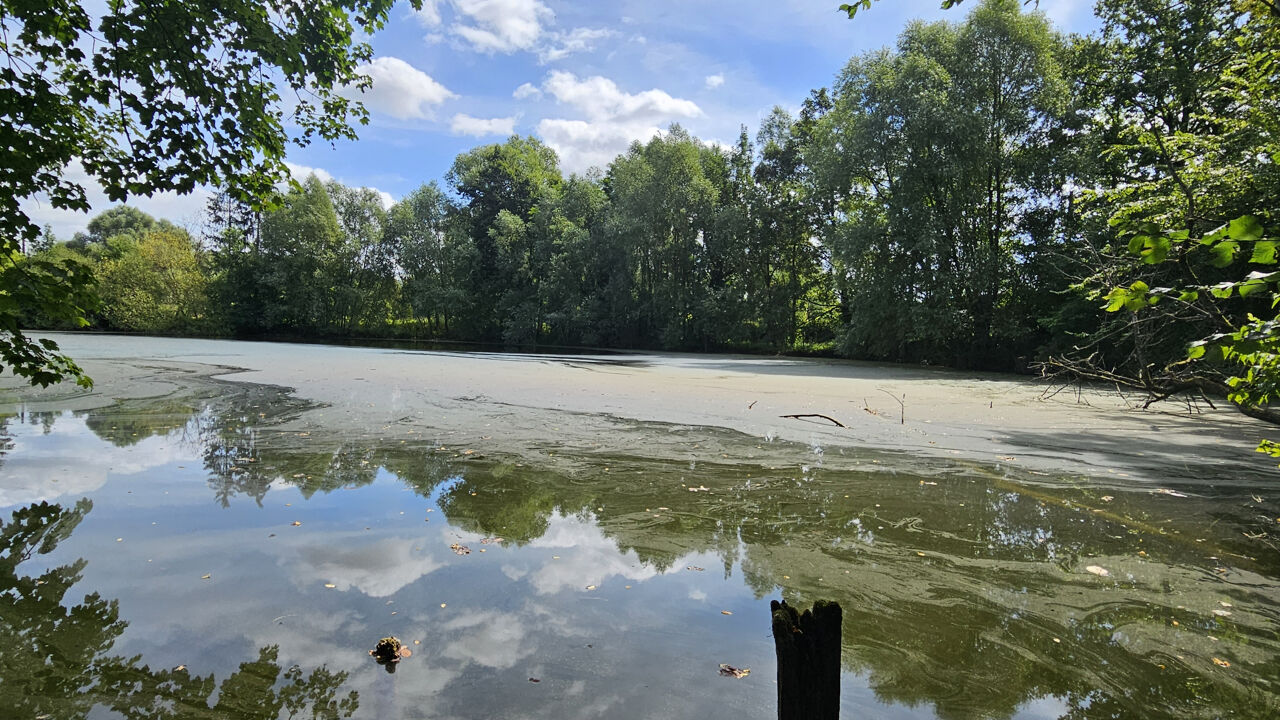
1, 0, 422, 386
96, 228, 209, 333
813, 0, 1067, 366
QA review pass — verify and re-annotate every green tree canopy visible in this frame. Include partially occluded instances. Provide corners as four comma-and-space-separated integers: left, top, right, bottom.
1, 0, 418, 386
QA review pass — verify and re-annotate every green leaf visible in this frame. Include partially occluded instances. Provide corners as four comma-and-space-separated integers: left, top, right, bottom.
1251, 240, 1278, 265
1187, 342, 1207, 360
1209, 241, 1239, 268
1228, 215, 1265, 244
1139, 235, 1170, 264
1178, 290, 1199, 302
1200, 224, 1229, 246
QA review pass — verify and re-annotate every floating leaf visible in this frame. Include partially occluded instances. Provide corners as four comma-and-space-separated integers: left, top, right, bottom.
585, 585, 597, 590
201, 574, 212, 580
398, 647, 412, 658
528, 677, 541, 683
1212, 657, 1231, 668
450, 543, 471, 555
291, 521, 302, 526
324, 583, 336, 589
174, 664, 187, 672
721, 610, 733, 615
718, 663, 751, 679
1085, 565, 1110, 577
687, 566, 705, 572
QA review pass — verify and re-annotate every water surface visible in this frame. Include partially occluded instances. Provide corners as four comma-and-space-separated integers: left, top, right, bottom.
1, 371, 1277, 719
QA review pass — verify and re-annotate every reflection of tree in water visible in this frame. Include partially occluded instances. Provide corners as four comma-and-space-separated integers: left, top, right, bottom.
429, 457, 1280, 720
0, 500, 359, 719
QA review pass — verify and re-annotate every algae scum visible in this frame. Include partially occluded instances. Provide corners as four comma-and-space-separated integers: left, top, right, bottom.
1, 377, 1278, 720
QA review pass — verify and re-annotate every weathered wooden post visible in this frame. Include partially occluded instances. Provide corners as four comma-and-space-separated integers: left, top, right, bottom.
771, 599, 842, 720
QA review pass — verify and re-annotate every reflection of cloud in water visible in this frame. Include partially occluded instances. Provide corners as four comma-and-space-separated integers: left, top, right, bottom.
283, 534, 446, 598
0, 412, 195, 507
527, 513, 660, 594
441, 611, 530, 669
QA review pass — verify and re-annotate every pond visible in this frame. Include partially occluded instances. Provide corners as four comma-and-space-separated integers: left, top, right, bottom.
1, 337, 1277, 719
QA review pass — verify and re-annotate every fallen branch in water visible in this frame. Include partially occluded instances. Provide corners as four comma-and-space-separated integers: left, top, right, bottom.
780, 413, 845, 428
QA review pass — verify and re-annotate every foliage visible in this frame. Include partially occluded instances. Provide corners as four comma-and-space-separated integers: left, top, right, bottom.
96, 227, 209, 334
1, 0, 419, 386
813, 0, 1068, 366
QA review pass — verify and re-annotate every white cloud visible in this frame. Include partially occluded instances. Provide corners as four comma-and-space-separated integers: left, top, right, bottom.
284, 162, 394, 209
411, 0, 442, 27
284, 162, 334, 184
18, 161, 211, 241
542, 71, 702, 123
705, 73, 725, 89
538, 27, 616, 63
451, 0, 553, 53
533, 72, 703, 173
536, 118, 662, 174
450, 113, 518, 137
351, 56, 455, 120
513, 82, 542, 100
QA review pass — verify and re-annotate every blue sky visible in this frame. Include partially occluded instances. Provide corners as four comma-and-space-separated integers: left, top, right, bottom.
30, 0, 1100, 238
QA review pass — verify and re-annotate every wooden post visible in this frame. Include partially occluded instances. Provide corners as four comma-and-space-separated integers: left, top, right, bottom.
771, 599, 842, 720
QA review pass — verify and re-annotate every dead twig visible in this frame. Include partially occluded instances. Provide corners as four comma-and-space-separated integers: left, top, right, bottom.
878, 389, 905, 425
781, 414, 845, 428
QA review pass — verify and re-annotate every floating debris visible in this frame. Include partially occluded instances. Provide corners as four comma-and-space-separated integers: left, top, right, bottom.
450, 543, 471, 555
718, 663, 750, 679
369, 636, 411, 672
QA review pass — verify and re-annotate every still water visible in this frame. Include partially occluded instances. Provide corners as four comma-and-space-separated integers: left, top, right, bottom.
1, 373, 1277, 719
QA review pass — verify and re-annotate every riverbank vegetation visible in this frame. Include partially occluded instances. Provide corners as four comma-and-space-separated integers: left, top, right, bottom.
13, 0, 1279, 426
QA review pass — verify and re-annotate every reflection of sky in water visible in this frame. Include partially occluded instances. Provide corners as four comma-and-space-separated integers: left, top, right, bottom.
2, 399, 1279, 720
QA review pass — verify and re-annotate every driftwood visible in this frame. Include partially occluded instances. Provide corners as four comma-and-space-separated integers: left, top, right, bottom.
771, 599, 843, 720
779, 414, 845, 428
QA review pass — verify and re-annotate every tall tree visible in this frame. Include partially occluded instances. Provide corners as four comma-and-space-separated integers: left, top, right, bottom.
1, 0, 420, 386
813, 0, 1067, 366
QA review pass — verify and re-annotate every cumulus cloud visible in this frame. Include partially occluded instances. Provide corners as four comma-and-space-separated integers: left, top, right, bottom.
542, 71, 702, 123
533, 72, 703, 173
513, 82, 542, 100
283, 162, 394, 209
284, 161, 335, 184
411, 0, 442, 27
351, 56, 455, 120
19, 161, 211, 240
705, 73, 725, 89
538, 27, 616, 63
536, 118, 662, 175
451, 0, 553, 53
450, 113, 518, 137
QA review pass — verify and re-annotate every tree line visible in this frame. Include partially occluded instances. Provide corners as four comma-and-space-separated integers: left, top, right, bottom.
16, 0, 1279, 420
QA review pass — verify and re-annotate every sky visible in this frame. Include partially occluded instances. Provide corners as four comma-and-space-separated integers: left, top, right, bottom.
26, 0, 1100, 239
